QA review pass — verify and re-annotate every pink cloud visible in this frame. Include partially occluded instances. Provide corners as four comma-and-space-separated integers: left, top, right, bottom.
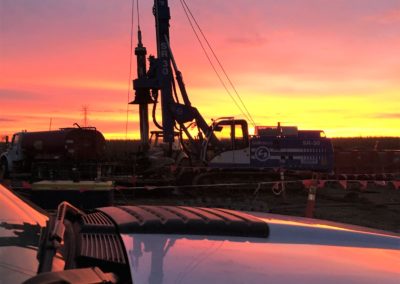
367, 9, 400, 24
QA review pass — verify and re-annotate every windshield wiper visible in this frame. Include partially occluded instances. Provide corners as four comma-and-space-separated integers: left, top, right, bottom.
37, 202, 83, 273
28, 202, 120, 284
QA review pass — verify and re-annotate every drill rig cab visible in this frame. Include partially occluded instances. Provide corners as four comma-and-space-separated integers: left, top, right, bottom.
201, 118, 250, 166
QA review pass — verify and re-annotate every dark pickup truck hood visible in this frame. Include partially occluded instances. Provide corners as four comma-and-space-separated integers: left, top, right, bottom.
106, 208, 399, 284
0, 185, 48, 283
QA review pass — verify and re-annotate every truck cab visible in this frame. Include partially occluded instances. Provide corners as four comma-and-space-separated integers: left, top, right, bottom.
0, 132, 25, 178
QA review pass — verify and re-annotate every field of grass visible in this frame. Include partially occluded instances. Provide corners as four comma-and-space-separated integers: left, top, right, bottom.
332, 137, 400, 150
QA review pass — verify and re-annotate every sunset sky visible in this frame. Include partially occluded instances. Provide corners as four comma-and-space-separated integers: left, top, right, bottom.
1, 0, 399, 139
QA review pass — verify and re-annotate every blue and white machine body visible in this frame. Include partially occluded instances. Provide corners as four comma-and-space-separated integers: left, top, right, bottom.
249, 132, 333, 171
205, 119, 334, 172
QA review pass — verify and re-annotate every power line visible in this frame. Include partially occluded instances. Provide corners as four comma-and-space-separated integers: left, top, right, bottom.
178, 0, 251, 124
180, 0, 257, 127
125, 0, 136, 140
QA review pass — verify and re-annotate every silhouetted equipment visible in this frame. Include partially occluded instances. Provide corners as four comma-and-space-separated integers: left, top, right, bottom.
130, 29, 154, 150
129, 0, 334, 183
0, 125, 106, 180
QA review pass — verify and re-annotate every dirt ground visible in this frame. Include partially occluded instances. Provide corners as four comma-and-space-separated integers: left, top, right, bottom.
2, 176, 399, 233
113, 183, 400, 233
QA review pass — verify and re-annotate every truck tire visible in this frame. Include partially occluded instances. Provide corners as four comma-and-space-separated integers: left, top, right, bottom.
0, 159, 8, 180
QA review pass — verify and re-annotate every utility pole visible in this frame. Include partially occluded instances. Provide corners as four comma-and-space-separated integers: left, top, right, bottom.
82, 105, 89, 127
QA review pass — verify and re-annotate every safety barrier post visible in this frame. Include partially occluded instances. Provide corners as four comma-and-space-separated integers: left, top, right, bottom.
280, 169, 286, 201
305, 174, 318, 218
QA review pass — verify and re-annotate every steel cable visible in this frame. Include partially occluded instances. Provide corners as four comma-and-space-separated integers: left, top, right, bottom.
178, 0, 252, 124
181, 0, 257, 127
125, 0, 136, 139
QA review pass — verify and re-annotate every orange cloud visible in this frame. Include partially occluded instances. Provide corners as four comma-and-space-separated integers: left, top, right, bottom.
1, 1, 399, 139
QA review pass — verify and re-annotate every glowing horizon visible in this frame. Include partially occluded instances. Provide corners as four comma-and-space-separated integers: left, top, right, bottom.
1, 0, 399, 139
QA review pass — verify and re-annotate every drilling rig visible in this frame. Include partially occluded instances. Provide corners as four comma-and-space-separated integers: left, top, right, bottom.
130, 0, 334, 184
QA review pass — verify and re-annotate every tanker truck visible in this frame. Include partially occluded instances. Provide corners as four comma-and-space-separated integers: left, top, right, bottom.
0, 125, 106, 181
